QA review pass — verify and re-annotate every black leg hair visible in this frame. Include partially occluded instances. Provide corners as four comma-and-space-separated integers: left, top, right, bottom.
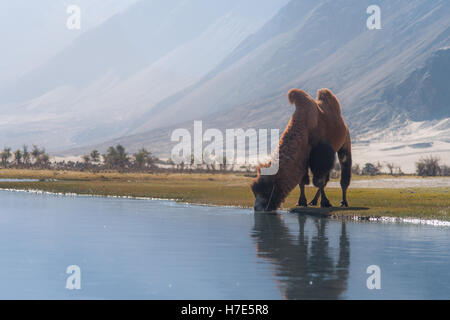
297, 173, 310, 207
308, 189, 320, 206
338, 137, 352, 207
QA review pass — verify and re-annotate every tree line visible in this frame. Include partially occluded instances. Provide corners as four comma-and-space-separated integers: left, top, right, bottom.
330, 155, 449, 177
415, 155, 449, 177
0, 144, 159, 172
1, 145, 50, 168
0, 144, 252, 173
1, 144, 448, 176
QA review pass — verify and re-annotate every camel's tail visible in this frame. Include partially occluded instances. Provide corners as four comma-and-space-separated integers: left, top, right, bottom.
287, 89, 313, 106
316, 88, 341, 112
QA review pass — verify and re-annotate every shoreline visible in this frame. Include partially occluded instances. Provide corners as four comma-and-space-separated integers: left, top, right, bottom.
0, 169, 449, 222
1, 187, 449, 227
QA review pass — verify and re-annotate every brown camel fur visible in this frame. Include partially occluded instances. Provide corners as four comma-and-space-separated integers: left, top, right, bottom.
251, 88, 351, 211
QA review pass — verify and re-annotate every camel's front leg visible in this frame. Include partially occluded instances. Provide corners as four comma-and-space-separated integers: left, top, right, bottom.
312, 172, 332, 207
297, 173, 310, 207
297, 184, 308, 207
308, 189, 320, 206
319, 188, 332, 208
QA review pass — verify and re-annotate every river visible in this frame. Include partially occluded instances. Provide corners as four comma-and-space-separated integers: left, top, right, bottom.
0, 190, 448, 299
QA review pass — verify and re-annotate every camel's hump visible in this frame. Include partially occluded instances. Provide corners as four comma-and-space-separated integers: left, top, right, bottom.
316, 88, 341, 112
287, 89, 314, 106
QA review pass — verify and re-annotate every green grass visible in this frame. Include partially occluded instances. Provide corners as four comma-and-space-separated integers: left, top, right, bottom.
0, 169, 448, 220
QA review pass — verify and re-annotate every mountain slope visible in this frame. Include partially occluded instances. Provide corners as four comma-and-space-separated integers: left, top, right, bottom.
131, 0, 449, 136
66, 0, 450, 172
0, 0, 288, 150
383, 47, 450, 121
1, 0, 236, 103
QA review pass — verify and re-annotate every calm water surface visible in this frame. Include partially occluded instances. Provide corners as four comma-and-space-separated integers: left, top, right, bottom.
0, 190, 449, 299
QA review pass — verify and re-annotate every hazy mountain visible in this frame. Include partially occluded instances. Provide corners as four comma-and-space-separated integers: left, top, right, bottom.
0, 0, 288, 150
383, 47, 450, 121
2, 0, 449, 172
65, 0, 450, 172
131, 0, 449, 136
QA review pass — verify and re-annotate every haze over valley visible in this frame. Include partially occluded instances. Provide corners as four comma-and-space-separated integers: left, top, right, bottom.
1, 0, 449, 172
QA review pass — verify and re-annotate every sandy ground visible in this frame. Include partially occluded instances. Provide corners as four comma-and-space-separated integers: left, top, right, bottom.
352, 141, 450, 174
328, 177, 450, 189
352, 118, 450, 173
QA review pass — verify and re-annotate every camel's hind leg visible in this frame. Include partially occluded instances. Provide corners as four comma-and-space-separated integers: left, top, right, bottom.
297, 173, 310, 207
338, 135, 352, 207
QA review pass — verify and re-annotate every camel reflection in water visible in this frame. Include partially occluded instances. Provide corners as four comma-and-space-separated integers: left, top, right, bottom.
252, 213, 350, 299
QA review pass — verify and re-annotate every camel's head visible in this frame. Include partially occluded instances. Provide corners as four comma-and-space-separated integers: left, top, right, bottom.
251, 174, 279, 212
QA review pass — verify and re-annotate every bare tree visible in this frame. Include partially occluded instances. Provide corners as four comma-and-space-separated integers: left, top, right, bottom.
134, 148, 150, 170
395, 165, 404, 176
90, 150, 100, 163
31, 145, 42, 164
1, 147, 11, 167
38, 153, 50, 168
362, 163, 380, 176
103, 145, 129, 170
441, 165, 450, 176
14, 149, 23, 166
115, 145, 129, 170
416, 156, 441, 177
220, 156, 228, 172
351, 163, 361, 175
82, 155, 91, 168
22, 145, 31, 166
386, 162, 395, 175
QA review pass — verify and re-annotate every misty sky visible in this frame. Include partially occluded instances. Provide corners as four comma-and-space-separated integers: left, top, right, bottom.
0, 0, 138, 88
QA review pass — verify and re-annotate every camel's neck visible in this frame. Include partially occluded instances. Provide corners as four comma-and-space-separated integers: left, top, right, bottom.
268, 113, 310, 207
278, 114, 309, 165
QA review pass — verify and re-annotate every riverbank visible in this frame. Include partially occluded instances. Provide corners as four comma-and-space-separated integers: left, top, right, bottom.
0, 169, 448, 220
